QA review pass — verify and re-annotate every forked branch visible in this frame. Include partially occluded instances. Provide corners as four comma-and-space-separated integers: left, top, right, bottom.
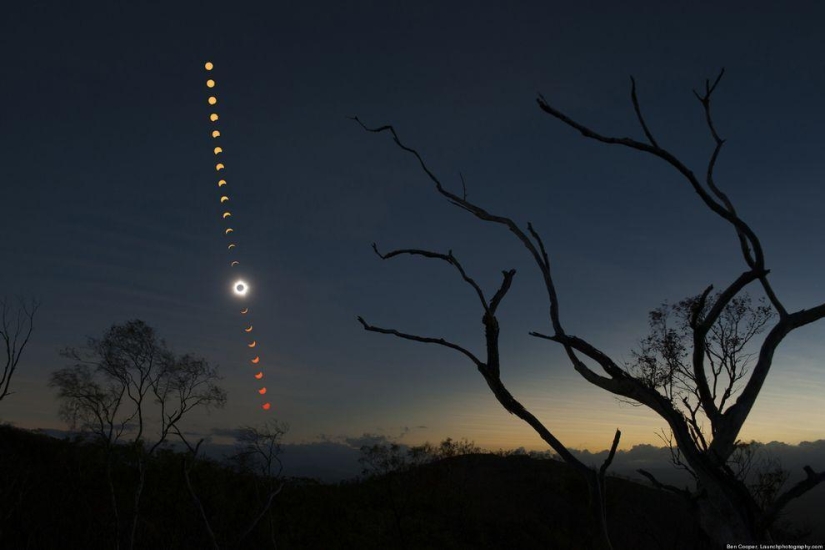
357, 242, 622, 548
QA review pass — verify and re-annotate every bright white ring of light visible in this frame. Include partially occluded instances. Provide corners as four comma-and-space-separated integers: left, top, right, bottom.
233, 280, 249, 296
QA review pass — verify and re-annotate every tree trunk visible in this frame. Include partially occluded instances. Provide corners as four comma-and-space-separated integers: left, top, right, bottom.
694, 474, 765, 546
127, 458, 146, 550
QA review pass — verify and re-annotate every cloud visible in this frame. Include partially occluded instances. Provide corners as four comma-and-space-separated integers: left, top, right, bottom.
209, 427, 242, 439
343, 433, 395, 449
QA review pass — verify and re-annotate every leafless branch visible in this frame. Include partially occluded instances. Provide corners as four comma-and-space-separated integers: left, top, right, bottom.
357, 316, 483, 368
600, 429, 621, 477
630, 76, 659, 148
763, 465, 825, 527
0, 297, 39, 401
372, 243, 490, 313
638, 469, 692, 500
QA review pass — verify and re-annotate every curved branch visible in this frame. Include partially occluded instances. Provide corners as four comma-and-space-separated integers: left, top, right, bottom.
536, 78, 765, 276
763, 465, 825, 527
372, 243, 490, 313
600, 429, 621, 477
714, 302, 825, 458
638, 469, 692, 500
630, 76, 659, 148
357, 316, 483, 368
353, 117, 565, 337
489, 270, 516, 314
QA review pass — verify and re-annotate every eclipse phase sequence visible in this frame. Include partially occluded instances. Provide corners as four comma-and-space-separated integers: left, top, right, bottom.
204, 60, 270, 411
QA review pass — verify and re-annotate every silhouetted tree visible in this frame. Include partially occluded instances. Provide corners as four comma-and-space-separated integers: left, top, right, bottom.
0, 297, 39, 403
49, 319, 226, 550
177, 421, 287, 550
355, 70, 824, 546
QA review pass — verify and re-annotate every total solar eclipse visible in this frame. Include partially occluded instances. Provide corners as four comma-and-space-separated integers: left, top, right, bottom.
233, 280, 249, 296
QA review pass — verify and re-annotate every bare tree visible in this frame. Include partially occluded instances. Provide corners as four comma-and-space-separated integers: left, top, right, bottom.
353, 202, 620, 547
354, 70, 825, 546
231, 421, 287, 548
49, 319, 227, 550
177, 421, 287, 550
0, 297, 39, 403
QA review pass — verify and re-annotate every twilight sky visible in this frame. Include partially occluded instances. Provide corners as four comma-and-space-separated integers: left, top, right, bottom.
1, 1, 823, 455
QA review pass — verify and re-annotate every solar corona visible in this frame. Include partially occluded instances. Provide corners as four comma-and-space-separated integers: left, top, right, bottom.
202, 60, 271, 411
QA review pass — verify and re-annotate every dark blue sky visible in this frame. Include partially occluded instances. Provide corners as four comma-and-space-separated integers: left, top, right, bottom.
1, 1, 823, 452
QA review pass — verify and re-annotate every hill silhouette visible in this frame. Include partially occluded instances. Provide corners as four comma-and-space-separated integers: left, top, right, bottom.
0, 425, 806, 548
0, 424, 718, 549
